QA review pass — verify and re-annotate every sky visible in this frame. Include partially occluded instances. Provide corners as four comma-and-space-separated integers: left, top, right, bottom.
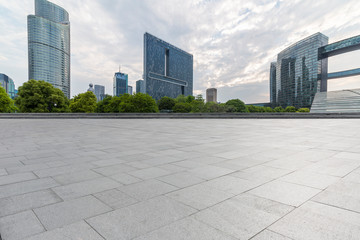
1, 0, 360, 103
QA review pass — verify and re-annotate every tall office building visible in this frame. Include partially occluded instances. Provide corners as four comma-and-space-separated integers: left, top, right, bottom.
144, 33, 193, 100
94, 85, 105, 101
269, 62, 277, 104
136, 80, 145, 94
113, 72, 128, 96
128, 86, 133, 95
28, 0, 70, 98
272, 33, 328, 108
0, 73, 16, 99
206, 88, 217, 103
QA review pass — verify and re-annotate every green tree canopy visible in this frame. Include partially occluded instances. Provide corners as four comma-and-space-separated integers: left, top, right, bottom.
186, 95, 195, 103
158, 96, 176, 111
96, 95, 113, 113
274, 106, 284, 112
225, 99, 248, 113
285, 106, 297, 112
298, 108, 310, 113
175, 95, 187, 103
15, 80, 69, 113
172, 102, 192, 113
129, 93, 158, 113
0, 86, 17, 113
69, 91, 97, 113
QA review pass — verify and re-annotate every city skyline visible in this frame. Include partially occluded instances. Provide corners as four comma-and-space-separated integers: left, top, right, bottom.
1, 0, 360, 102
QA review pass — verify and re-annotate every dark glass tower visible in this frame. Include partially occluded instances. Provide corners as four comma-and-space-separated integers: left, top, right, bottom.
28, 0, 70, 98
144, 33, 193, 100
113, 72, 128, 96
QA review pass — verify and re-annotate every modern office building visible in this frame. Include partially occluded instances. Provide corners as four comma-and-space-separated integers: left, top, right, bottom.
136, 80, 145, 94
28, 0, 70, 98
94, 85, 105, 101
87, 83, 94, 93
0, 73, 16, 99
272, 33, 328, 108
143, 33, 193, 100
128, 86, 133, 95
113, 72, 128, 96
206, 88, 217, 103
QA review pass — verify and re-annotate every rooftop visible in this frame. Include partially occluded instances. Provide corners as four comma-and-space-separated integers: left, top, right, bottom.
1, 119, 360, 239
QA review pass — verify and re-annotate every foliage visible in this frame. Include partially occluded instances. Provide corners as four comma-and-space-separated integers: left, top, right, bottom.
175, 95, 187, 103
274, 106, 285, 112
0, 86, 17, 113
205, 102, 227, 113
96, 95, 113, 113
226, 99, 248, 113
264, 107, 274, 112
15, 80, 69, 113
297, 108, 310, 113
158, 96, 176, 111
131, 93, 158, 113
70, 91, 97, 113
172, 102, 192, 113
285, 106, 297, 112
186, 95, 195, 103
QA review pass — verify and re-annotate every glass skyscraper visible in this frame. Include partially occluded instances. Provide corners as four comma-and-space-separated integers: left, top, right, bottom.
144, 33, 193, 100
0, 73, 16, 99
113, 72, 128, 96
136, 80, 145, 94
94, 85, 105, 102
28, 0, 70, 98
272, 33, 328, 108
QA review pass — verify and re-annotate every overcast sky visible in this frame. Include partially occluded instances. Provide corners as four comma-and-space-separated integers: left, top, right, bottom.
1, 0, 360, 103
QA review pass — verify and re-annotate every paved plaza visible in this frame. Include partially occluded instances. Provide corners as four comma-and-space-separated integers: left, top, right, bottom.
0, 119, 360, 239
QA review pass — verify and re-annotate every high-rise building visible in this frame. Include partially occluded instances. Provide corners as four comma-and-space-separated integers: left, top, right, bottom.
0, 73, 16, 99
113, 72, 128, 96
94, 85, 105, 101
206, 88, 217, 103
272, 33, 328, 108
128, 86, 133, 95
28, 0, 70, 98
136, 80, 145, 94
269, 62, 277, 104
143, 33, 193, 100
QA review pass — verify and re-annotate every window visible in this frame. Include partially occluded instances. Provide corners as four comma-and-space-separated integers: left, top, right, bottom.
165, 49, 169, 76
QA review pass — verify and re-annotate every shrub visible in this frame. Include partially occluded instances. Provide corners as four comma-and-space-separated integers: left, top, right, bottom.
298, 108, 310, 113
274, 106, 284, 112
285, 106, 297, 112
0, 86, 17, 113
70, 91, 97, 113
158, 96, 176, 111
225, 99, 247, 113
172, 102, 192, 113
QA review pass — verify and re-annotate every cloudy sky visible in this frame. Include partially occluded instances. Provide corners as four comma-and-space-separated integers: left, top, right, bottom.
1, 0, 360, 103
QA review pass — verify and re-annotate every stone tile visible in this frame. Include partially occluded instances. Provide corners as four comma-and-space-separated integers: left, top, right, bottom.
343, 170, 360, 184
6, 164, 49, 174
203, 176, 260, 195
157, 163, 187, 173
264, 158, 312, 171
52, 177, 121, 200
157, 172, 205, 188
134, 217, 237, 240
167, 183, 234, 210
0, 211, 45, 240
118, 179, 177, 201
194, 194, 294, 239
303, 157, 360, 177
34, 164, 95, 178
52, 170, 102, 185
279, 170, 340, 189
251, 230, 293, 240
0, 168, 7, 176
248, 180, 321, 207
0, 172, 37, 186
110, 172, 142, 185
0, 189, 62, 218
87, 196, 196, 240
240, 165, 293, 179
94, 189, 138, 209
313, 181, 360, 213
93, 163, 137, 176
187, 165, 235, 180
34, 195, 112, 230
24, 221, 104, 240
269, 201, 360, 240
173, 160, 206, 169
128, 167, 171, 180
93, 158, 126, 167
0, 177, 59, 199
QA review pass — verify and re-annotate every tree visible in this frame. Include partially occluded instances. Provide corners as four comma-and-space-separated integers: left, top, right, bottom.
172, 102, 192, 113
226, 99, 248, 113
285, 106, 297, 112
205, 102, 227, 113
186, 95, 195, 103
0, 86, 17, 113
15, 80, 69, 113
175, 95, 187, 103
96, 95, 113, 113
158, 96, 176, 111
69, 91, 97, 113
131, 93, 158, 113
274, 106, 284, 112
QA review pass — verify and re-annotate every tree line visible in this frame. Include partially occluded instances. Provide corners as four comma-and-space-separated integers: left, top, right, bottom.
0, 80, 309, 113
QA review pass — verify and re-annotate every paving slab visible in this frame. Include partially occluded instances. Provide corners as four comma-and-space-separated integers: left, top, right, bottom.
93, 189, 138, 209
0, 172, 38, 186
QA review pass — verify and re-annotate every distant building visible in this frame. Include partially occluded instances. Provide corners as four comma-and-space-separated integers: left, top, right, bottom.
206, 88, 217, 103
136, 80, 145, 94
94, 85, 105, 101
0, 73, 16, 99
128, 86, 133, 95
28, 0, 71, 98
143, 33, 193, 100
87, 83, 94, 93
269, 62, 277, 104
113, 72, 128, 96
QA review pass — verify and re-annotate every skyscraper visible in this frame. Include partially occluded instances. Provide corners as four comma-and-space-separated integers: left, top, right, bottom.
269, 62, 277, 104
0, 73, 16, 99
206, 88, 217, 103
113, 72, 128, 96
136, 80, 145, 94
144, 33, 193, 100
28, 0, 70, 98
128, 86, 133, 95
94, 85, 105, 102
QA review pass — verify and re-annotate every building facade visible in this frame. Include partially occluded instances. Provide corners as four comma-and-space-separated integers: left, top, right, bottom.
128, 86, 133, 95
272, 33, 328, 108
94, 85, 105, 101
206, 88, 217, 103
0, 73, 16, 99
144, 33, 193, 100
113, 72, 128, 96
136, 80, 145, 94
28, 0, 70, 98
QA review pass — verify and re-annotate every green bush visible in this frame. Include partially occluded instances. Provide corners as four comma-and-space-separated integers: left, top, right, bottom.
186, 95, 195, 103
96, 95, 113, 113
225, 99, 247, 113
131, 93, 158, 113
70, 91, 97, 113
172, 102, 192, 113
298, 108, 310, 113
205, 102, 226, 113
175, 95, 187, 103
274, 106, 284, 112
285, 106, 297, 112
264, 107, 274, 112
0, 86, 17, 113
158, 96, 176, 111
